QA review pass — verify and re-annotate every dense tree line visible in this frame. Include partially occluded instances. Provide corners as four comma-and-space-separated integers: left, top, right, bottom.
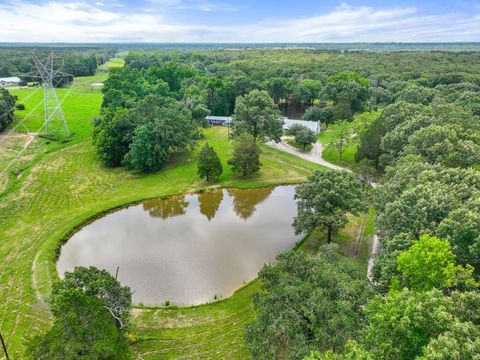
0, 47, 117, 85
123, 49, 480, 115
310, 47, 480, 359
94, 94, 201, 171
353, 93, 480, 292
97, 49, 480, 174
96, 60, 287, 173
246, 246, 372, 359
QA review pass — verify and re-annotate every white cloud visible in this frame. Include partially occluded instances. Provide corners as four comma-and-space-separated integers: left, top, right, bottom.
0, 1, 478, 43
146, 0, 240, 12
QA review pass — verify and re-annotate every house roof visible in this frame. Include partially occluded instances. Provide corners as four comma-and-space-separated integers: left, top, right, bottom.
205, 115, 320, 134
205, 116, 231, 122
283, 118, 320, 134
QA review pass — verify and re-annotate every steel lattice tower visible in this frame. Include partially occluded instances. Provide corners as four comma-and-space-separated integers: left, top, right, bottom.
31, 52, 71, 140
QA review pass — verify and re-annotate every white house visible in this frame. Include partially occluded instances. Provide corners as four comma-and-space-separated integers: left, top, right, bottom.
206, 115, 321, 135
0, 77, 21, 87
282, 118, 321, 135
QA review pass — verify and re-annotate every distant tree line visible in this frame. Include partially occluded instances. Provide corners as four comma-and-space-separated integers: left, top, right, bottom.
0, 47, 117, 86
123, 49, 480, 117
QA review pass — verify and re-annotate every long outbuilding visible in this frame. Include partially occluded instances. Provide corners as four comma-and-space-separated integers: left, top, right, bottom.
0, 77, 21, 87
205, 116, 321, 135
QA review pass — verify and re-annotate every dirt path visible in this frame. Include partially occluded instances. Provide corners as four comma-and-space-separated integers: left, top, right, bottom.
266, 139, 381, 280
367, 235, 380, 281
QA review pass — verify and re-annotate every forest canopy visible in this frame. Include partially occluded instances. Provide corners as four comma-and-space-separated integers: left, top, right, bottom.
0, 47, 117, 84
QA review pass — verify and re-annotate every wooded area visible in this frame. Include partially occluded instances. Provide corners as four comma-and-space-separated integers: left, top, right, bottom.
0, 47, 117, 83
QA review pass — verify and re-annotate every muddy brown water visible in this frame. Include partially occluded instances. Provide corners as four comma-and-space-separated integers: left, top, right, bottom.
57, 185, 300, 306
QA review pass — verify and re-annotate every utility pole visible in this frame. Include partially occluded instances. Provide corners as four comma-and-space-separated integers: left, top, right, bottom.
227, 119, 230, 142
29, 52, 72, 140
0, 331, 9, 360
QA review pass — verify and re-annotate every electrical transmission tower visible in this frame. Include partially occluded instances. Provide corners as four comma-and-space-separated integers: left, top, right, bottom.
30, 52, 72, 140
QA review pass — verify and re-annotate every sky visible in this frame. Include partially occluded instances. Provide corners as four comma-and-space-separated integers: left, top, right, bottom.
0, 0, 479, 43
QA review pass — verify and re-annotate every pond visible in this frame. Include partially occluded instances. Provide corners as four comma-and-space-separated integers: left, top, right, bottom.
57, 185, 300, 306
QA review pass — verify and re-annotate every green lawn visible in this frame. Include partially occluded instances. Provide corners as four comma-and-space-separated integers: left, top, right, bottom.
9, 77, 104, 141
97, 57, 125, 72
0, 86, 103, 198
0, 66, 373, 358
0, 66, 108, 195
130, 279, 260, 359
286, 138, 313, 152
317, 127, 357, 169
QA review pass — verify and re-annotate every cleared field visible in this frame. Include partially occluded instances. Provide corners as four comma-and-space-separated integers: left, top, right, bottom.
0, 66, 110, 197
131, 281, 260, 359
97, 57, 125, 72
8, 76, 104, 142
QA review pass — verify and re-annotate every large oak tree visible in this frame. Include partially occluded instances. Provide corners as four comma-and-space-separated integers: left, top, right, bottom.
293, 170, 365, 243
231, 90, 283, 143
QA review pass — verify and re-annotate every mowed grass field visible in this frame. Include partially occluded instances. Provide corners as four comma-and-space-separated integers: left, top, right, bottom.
0, 63, 109, 195
0, 63, 373, 358
8, 74, 106, 141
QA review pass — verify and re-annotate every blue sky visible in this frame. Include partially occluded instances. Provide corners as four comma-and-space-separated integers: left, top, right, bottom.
0, 0, 479, 42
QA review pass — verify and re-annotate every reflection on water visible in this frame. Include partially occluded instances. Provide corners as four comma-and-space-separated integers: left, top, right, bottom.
227, 187, 273, 219
143, 195, 189, 219
198, 189, 224, 221
57, 186, 299, 306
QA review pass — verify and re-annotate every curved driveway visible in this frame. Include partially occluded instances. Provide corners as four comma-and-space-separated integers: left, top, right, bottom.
266, 138, 380, 281
267, 140, 348, 172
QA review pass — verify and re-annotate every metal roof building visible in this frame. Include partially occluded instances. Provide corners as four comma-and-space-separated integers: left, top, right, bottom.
205, 115, 232, 125
206, 115, 321, 135
282, 118, 320, 135
0, 77, 21, 86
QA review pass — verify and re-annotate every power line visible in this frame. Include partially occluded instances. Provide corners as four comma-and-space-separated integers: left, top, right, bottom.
30, 52, 72, 140
0, 84, 74, 184
0, 53, 71, 142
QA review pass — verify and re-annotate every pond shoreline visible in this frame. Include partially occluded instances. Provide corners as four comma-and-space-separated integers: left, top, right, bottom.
52, 181, 304, 267
57, 185, 301, 306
